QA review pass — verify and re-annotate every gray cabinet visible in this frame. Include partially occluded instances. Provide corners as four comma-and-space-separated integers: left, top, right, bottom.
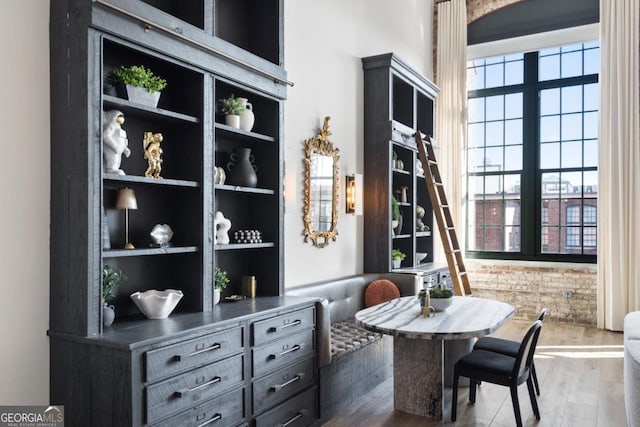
362, 53, 447, 280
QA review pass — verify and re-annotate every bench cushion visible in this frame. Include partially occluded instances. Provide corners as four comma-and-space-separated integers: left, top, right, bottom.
330, 320, 382, 361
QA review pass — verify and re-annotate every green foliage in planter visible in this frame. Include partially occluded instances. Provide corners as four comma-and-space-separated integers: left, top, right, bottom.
102, 265, 127, 303
391, 195, 400, 221
391, 248, 406, 260
106, 65, 167, 93
430, 287, 453, 298
218, 94, 246, 116
214, 266, 230, 291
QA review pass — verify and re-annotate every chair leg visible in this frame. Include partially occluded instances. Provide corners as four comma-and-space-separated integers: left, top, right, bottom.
469, 379, 477, 404
527, 376, 541, 420
532, 362, 541, 396
451, 371, 459, 422
510, 384, 523, 427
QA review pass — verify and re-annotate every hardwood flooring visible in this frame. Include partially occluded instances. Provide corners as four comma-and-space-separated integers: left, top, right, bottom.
323, 320, 625, 427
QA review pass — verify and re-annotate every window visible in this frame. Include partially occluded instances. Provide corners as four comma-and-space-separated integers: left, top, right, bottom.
467, 42, 598, 262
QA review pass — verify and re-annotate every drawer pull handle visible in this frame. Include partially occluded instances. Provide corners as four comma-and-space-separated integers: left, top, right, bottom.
175, 376, 221, 397
270, 344, 302, 359
270, 373, 304, 392
196, 413, 222, 427
277, 409, 308, 427
175, 343, 221, 361
270, 319, 302, 333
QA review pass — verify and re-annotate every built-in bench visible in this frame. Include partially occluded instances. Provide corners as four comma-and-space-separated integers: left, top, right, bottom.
625, 311, 640, 426
286, 273, 421, 421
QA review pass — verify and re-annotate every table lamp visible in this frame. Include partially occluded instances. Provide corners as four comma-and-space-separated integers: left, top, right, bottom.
116, 187, 138, 249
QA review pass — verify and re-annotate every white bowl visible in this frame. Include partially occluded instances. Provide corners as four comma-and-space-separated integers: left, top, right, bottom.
130, 289, 183, 319
430, 297, 453, 312
416, 252, 428, 264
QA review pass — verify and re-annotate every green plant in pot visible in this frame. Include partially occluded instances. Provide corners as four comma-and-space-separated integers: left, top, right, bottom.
106, 65, 167, 108
214, 266, 230, 305
391, 248, 406, 269
101, 265, 127, 327
429, 285, 454, 312
218, 95, 247, 129
391, 195, 402, 234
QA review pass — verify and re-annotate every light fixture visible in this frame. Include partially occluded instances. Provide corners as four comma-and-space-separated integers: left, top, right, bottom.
345, 173, 363, 215
116, 187, 138, 249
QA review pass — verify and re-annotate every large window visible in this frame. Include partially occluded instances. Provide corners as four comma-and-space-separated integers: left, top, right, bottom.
467, 42, 598, 261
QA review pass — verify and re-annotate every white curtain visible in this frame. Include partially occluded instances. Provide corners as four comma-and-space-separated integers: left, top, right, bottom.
597, 0, 640, 330
434, 0, 467, 265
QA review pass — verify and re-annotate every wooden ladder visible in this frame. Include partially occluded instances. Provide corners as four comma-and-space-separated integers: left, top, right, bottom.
415, 132, 472, 296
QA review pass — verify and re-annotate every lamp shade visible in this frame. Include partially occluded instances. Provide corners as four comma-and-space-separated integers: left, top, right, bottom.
116, 188, 138, 210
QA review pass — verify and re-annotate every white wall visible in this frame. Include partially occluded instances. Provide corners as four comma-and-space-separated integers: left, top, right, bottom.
0, 1, 50, 404
284, 0, 434, 287
0, 0, 434, 403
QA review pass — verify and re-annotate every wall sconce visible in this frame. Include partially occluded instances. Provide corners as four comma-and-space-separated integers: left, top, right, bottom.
116, 187, 138, 249
345, 173, 363, 215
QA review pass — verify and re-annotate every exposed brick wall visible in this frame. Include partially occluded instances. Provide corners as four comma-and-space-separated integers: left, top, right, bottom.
467, 261, 597, 326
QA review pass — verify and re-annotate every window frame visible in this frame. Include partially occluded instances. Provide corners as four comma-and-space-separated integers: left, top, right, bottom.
466, 49, 598, 263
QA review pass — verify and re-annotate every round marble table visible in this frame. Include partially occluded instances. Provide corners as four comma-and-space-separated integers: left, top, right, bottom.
355, 296, 514, 419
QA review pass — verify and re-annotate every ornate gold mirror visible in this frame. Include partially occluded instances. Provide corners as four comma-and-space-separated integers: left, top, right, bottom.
303, 117, 340, 248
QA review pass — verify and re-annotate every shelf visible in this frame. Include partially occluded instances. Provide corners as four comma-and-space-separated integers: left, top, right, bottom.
103, 95, 200, 123
215, 243, 275, 250
398, 202, 411, 207
104, 173, 200, 188
392, 168, 411, 175
215, 123, 275, 143
416, 231, 432, 237
103, 246, 199, 258
392, 234, 412, 240
215, 184, 275, 195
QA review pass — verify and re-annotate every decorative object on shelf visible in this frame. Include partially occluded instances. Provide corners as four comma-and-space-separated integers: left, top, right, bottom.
391, 195, 402, 235
214, 211, 232, 244
303, 116, 340, 248
224, 295, 246, 302
227, 147, 258, 187
102, 110, 131, 175
237, 97, 255, 132
397, 186, 409, 203
214, 166, 226, 185
233, 229, 262, 243
130, 289, 183, 319
102, 207, 111, 250
106, 65, 167, 108
417, 289, 435, 318
214, 266, 229, 305
149, 224, 173, 247
416, 158, 424, 176
218, 94, 246, 129
429, 286, 454, 312
392, 248, 405, 269
242, 276, 257, 298
116, 187, 138, 249
416, 205, 430, 232
143, 132, 163, 178
416, 252, 428, 264
101, 264, 126, 327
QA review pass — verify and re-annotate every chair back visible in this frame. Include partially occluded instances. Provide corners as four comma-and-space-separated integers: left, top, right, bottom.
512, 320, 543, 379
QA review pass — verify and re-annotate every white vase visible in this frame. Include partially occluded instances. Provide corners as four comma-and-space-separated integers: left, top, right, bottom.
214, 289, 221, 305
125, 84, 160, 108
225, 114, 240, 128
102, 303, 115, 327
393, 259, 401, 269
238, 98, 255, 132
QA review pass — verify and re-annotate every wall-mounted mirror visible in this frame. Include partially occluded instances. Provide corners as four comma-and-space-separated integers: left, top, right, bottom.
303, 116, 340, 248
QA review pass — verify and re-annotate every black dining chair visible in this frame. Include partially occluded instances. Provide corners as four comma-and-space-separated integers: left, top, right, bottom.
451, 320, 543, 427
473, 308, 547, 395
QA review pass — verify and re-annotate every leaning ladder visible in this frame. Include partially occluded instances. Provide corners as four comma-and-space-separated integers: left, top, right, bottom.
415, 132, 472, 296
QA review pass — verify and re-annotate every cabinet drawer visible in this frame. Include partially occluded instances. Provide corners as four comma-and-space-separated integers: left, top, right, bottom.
152, 386, 245, 427
252, 307, 314, 346
253, 356, 316, 413
252, 329, 315, 378
146, 326, 243, 382
254, 386, 318, 427
146, 354, 244, 424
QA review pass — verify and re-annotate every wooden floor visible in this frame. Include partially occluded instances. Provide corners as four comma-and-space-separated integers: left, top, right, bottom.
323, 320, 626, 427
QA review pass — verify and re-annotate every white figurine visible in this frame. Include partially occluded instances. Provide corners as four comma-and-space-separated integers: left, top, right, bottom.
103, 110, 131, 175
214, 211, 232, 244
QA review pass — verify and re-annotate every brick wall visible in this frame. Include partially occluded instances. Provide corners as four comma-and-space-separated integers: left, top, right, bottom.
466, 260, 597, 326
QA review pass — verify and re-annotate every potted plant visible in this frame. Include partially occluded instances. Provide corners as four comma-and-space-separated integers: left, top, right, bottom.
106, 65, 167, 108
391, 248, 405, 269
214, 266, 230, 305
218, 95, 246, 129
391, 195, 402, 234
429, 286, 454, 312
102, 264, 126, 327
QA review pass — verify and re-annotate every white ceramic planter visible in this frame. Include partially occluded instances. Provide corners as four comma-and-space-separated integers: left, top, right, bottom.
430, 297, 453, 312
126, 84, 161, 108
225, 114, 240, 128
